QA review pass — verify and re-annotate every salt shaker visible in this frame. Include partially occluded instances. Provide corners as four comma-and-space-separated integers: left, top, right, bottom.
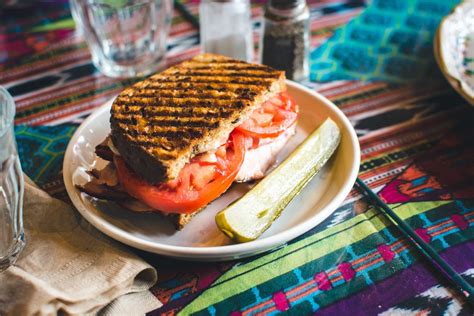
199, 0, 254, 62
261, 0, 310, 81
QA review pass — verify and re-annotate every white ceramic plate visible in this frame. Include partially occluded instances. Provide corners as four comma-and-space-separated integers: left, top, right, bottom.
63, 81, 360, 261
435, 0, 474, 105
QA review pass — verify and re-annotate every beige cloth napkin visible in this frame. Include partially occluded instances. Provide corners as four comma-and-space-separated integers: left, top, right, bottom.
0, 177, 162, 316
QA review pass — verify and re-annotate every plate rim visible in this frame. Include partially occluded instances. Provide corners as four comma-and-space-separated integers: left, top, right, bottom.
434, 0, 474, 106
63, 80, 360, 260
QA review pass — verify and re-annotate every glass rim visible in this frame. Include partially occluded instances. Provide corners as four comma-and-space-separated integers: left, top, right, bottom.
0, 86, 15, 137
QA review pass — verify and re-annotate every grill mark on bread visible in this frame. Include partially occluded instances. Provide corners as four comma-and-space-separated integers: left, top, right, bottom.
117, 93, 252, 100
183, 59, 248, 64
128, 86, 259, 99
116, 108, 235, 118
128, 129, 203, 139
135, 139, 190, 151
139, 81, 265, 91
114, 98, 246, 107
168, 71, 280, 78
179, 65, 277, 72
119, 122, 205, 133
178, 64, 278, 71
141, 94, 238, 100
120, 85, 260, 93
124, 128, 202, 151
137, 149, 177, 160
152, 78, 273, 86
142, 119, 220, 128
117, 92, 252, 102
129, 138, 194, 151
129, 131, 200, 153
116, 98, 248, 106
113, 108, 245, 121
116, 85, 259, 100
116, 116, 220, 127
113, 103, 245, 114
117, 123, 207, 144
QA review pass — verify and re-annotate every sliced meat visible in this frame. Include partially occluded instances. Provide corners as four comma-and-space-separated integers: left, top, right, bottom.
76, 182, 127, 200
77, 162, 124, 200
96, 137, 114, 161
235, 124, 296, 182
117, 199, 154, 212
86, 162, 119, 187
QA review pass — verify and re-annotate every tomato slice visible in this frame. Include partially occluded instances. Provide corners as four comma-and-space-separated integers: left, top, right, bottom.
114, 132, 247, 214
236, 91, 298, 139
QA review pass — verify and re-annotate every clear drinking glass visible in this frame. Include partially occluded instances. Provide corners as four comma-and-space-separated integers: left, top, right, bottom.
72, 0, 173, 78
0, 87, 25, 272
200, 0, 254, 62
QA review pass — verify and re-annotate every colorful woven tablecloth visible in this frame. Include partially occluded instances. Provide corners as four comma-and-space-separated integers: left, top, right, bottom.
1, 0, 473, 314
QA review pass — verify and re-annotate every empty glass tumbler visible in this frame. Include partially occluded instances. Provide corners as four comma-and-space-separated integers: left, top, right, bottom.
200, 0, 254, 62
0, 87, 24, 272
72, 0, 173, 78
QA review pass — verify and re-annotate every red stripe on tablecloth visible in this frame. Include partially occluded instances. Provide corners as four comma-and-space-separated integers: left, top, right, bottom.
310, 9, 364, 29
15, 76, 115, 110
15, 91, 119, 125
1, 47, 91, 84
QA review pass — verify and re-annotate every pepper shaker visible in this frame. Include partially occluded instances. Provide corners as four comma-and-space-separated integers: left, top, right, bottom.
200, 0, 254, 62
261, 0, 310, 81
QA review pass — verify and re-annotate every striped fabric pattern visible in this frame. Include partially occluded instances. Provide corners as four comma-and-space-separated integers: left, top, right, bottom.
1, 0, 473, 315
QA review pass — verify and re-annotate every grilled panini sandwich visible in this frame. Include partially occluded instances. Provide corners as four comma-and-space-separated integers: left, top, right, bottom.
110, 53, 285, 184
79, 54, 298, 230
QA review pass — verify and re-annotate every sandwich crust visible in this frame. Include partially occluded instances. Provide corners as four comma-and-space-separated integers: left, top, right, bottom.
110, 53, 285, 184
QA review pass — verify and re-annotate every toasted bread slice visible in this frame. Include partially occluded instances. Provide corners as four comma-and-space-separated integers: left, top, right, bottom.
117, 198, 199, 230
165, 212, 198, 230
110, 53, 285, 184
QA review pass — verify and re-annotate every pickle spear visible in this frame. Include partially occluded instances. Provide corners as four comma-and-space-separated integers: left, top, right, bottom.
216, 118, 341, 243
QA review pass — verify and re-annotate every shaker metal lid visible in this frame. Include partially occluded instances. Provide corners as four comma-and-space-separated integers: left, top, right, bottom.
202, 0, 249, 2
269, 0, 305, 10
267, 0, 307, 17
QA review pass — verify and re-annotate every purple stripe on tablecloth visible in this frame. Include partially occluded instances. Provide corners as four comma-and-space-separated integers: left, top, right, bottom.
316, 241, 474, 315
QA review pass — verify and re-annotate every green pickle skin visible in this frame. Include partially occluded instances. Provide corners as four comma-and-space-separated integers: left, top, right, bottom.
215, 118, 341, 243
